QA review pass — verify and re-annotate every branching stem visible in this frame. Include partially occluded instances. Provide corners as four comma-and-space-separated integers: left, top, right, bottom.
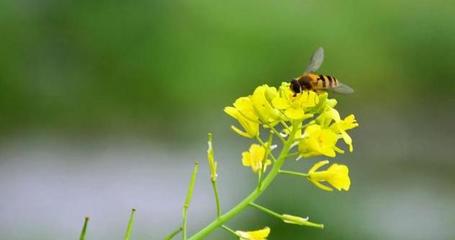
187, 125, 299, 240
279, 170, 309, 177
249, 202, 282, 219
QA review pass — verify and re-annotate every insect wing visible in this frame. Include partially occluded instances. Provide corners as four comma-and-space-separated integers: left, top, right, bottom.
332, 83, 354, 94
305, 47, 324, 73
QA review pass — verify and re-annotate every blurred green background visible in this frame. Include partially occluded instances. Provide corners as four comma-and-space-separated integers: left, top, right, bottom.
0, 0, 454, 239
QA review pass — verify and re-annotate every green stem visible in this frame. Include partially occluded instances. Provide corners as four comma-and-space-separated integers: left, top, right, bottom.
249, 202, 282, 219
187, 126, 298, 240
124, 209, 136, 240
164, 227, 182, 240
183, 162, 199, 240
221, 225, 237, 236
279, 170, 309, 177
269, 125, 285, 143
79, 217, 89, 240
211, 180, 221, 218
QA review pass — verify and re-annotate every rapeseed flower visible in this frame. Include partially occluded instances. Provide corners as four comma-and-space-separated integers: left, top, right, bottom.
307, 160, 350, 191
251, 85, 282, 126
298, 107, 358, 158
242, 144, 271, 173
235, 227, 270, 240
224, 97, 259, 138
272, 82, 319, 120
298, 124, 341, 158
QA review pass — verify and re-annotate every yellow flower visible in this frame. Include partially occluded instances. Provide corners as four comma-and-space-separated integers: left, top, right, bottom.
308, 91, 337, 114
330, 114, 359, 152
298, 124, 342, 158
307, 160, 351, 191
282, 214, 324, 229
235, 227, 270, 240
242, 144, 271, 173
225, 97, 259, 138
251, 85, 282, 126
317, 107, 359, 151
272, 82, 319, 120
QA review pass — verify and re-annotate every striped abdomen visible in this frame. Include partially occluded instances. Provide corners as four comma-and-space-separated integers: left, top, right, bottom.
312, 73, 339, 89
293, 73, 341, 93
292, 73, 353, 94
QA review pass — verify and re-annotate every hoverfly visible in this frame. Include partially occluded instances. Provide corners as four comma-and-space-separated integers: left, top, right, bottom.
290, 47, 354, 95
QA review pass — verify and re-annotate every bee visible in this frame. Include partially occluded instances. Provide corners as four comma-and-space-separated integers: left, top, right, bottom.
290, 47, 354, 95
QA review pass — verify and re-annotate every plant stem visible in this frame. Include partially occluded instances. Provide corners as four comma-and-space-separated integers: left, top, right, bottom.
164, 227, 182, 240
211, 180, 221, 218
249, 202, 282, 219
221, 225, 237, 236
269, 125, 285, 143
124, 209, 136, 240
183, 162, 199, 240
79, 217, 89, 240
279, 170, 309, 177
187, 126, 298, 240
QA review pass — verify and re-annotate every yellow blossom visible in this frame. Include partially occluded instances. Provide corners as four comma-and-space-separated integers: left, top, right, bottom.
235, 227, 270, 240
225, 97, 259, 138
272, 82, 319, 120
298, 124, 342, 158
330, 114, 359, 152
242, 144, 271, 173
251, 85, 282, 126
307, 160, 351, 191
299, 107, 358, 157
308, 91, 337, 114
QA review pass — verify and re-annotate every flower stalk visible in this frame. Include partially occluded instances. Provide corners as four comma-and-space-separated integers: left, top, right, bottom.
124, 209, 136, 240
79, 217, 89, 240
164, 227, 182, 240
207, 133, 221, 217
279, 169, 309, 177
183, 162, 199, 240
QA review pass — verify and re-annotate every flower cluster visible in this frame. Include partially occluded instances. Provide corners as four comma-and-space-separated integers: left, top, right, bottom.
225, 82, 358, 163
223, 82, 358, 237
164, 79, 359, 240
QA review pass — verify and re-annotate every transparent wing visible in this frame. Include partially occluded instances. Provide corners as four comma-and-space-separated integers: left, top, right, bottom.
305, 47, 324, 73
332, 83, 354, 94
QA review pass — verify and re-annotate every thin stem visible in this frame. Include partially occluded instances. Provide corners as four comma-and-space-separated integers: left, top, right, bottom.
258, 130, 275, 189
79, 217, 89, 240
188, 125, 299, 240
269, 125, 285, 143
279, 170, 309, 177
287, 151, 300, 158
280, 120, 290, 130
211, 180, 221, 218
124, 209, 136, 240
222, 225, 237, 236
255, 137, 277, 162
164, 227, 182, 240
183, 162, 199, 240
249, 202, 282, 219
222, 225, 236, 234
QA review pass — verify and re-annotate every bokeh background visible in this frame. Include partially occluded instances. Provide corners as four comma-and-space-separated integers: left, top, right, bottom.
1, 0, 454, 239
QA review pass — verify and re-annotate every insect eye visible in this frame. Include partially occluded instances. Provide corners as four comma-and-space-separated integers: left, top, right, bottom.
290, 79, 301, 93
